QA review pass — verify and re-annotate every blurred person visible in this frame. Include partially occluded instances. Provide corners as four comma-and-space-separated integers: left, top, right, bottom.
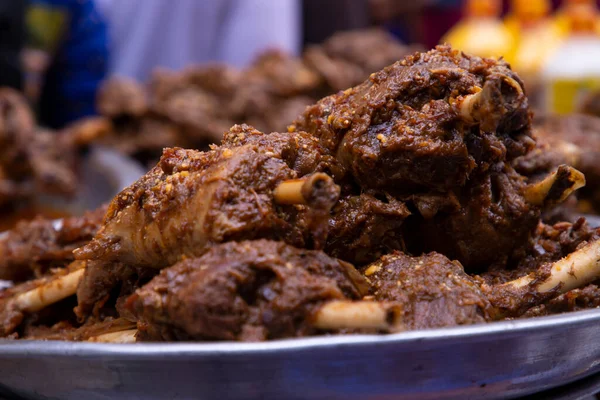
302, 0, 371, 46
370, 0, 462, 48
0, 0, 28, 90
102, 0, 301, 81
25, 0, 109, 128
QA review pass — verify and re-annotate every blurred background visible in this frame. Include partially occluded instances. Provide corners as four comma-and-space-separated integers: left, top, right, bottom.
3, 0, 600, 227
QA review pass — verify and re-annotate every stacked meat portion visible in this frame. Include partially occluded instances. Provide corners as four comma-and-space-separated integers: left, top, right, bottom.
0, 89, 77, 210
71, 29, 417, 164
1, 45, 599, 343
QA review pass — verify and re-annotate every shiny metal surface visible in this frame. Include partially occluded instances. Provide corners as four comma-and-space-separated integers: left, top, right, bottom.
1, 310, 600, 400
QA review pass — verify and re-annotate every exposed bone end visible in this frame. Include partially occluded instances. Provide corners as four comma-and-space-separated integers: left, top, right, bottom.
274, 173, 340, 211
510, 239, 600, 294
456, 74, 525, 131
14, 263, 85, 313
312, 300, 404, 332
523, 165, 586, 207
88, 329, 138, 343
489, 239, 600, 318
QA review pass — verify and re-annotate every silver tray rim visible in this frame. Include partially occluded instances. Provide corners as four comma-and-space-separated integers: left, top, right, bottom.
2, 307, 600, 356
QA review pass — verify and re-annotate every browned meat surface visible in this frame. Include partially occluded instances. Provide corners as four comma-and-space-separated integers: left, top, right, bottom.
326, 193, 410, 265
21, 317, 135, 341
481, 219, 600, 318
293, 45, 559, 271
72, 29, 415, 164
0, 207, 105, 281
365, 252, 491, 329
304, 29, 421, 92
516, 113, 600, 214
97, 77, 147, 118
482, 218, 600, 285
74, 125, 342, 317
521, 284, 600, 318
407, 164, 539, 270
0, 89, 77, 208
5, 43, 600, 343
127, 240, 368, 341
292, 45, 531, 192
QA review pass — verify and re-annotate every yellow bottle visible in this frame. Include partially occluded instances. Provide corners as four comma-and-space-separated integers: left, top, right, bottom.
442, 0, 515, 60
542, 4, 600, 114
505, 0, 562, 77
554, 0, 600, 35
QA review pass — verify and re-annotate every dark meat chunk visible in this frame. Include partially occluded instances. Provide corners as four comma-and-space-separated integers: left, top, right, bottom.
326, 193, 410, 265
0, 207, 105, 281
366, 252, 491, 329
407, 164, 539, 270
304, 29, 419, 92
482, 218, 600, 285
294, 45, 562, 271
74, 125, 341, 317
521, 284, 600, 318
0, 89, 77, 207
293, 45, 531, 193
97, 78, 148, 117
127, 240, 368, 341
516, 113, 600, 214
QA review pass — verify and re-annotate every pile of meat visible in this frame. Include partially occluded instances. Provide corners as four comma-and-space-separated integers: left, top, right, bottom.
2, 45, 600, 343
70, 29, 419, 164
0, 89, 78, 212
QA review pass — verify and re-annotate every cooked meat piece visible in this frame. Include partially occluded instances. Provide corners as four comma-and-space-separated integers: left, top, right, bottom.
74, 125, 341, 317
0, 261, 85, 338
406, 164, 540, 270
304, 29, 419, 92
62, 117, 114, 147
366, 252, 491, 329
521, 284, 600, 318
293, 45, 581, 271
153, 88, 222, 143
326, 193, 410, 265
97, 78, 147, 117
293, 45, 531, 192
0, 89, 77, 207
0, 207, 105, 281
127, 240, 368, 341
516, 113, 600, 214
151, 65, 239, 144
482, 218, 600, 285
27, 129, 77, 196
244, 50, 322, 98
76, 29, 415, 161
21, 317, 135, 341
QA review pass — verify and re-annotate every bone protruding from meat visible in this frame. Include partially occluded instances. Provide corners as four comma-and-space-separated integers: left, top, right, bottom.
523, 165, 586, 207
274, 173, 340, 210
14, 265, 85, 313
312, 300, 404, 332
88, 329, 138, 343
457, 75, 525, 131
506, 239, 600, 294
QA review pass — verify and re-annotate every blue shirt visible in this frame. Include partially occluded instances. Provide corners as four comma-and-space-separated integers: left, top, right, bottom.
28, 0, 108, 128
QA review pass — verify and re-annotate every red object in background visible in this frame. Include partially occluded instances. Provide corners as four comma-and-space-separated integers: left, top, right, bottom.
420, 6, 462, 49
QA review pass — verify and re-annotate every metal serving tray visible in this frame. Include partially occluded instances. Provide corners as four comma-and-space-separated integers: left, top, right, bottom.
2, 159, 600, 399
1, 310, 600, 400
